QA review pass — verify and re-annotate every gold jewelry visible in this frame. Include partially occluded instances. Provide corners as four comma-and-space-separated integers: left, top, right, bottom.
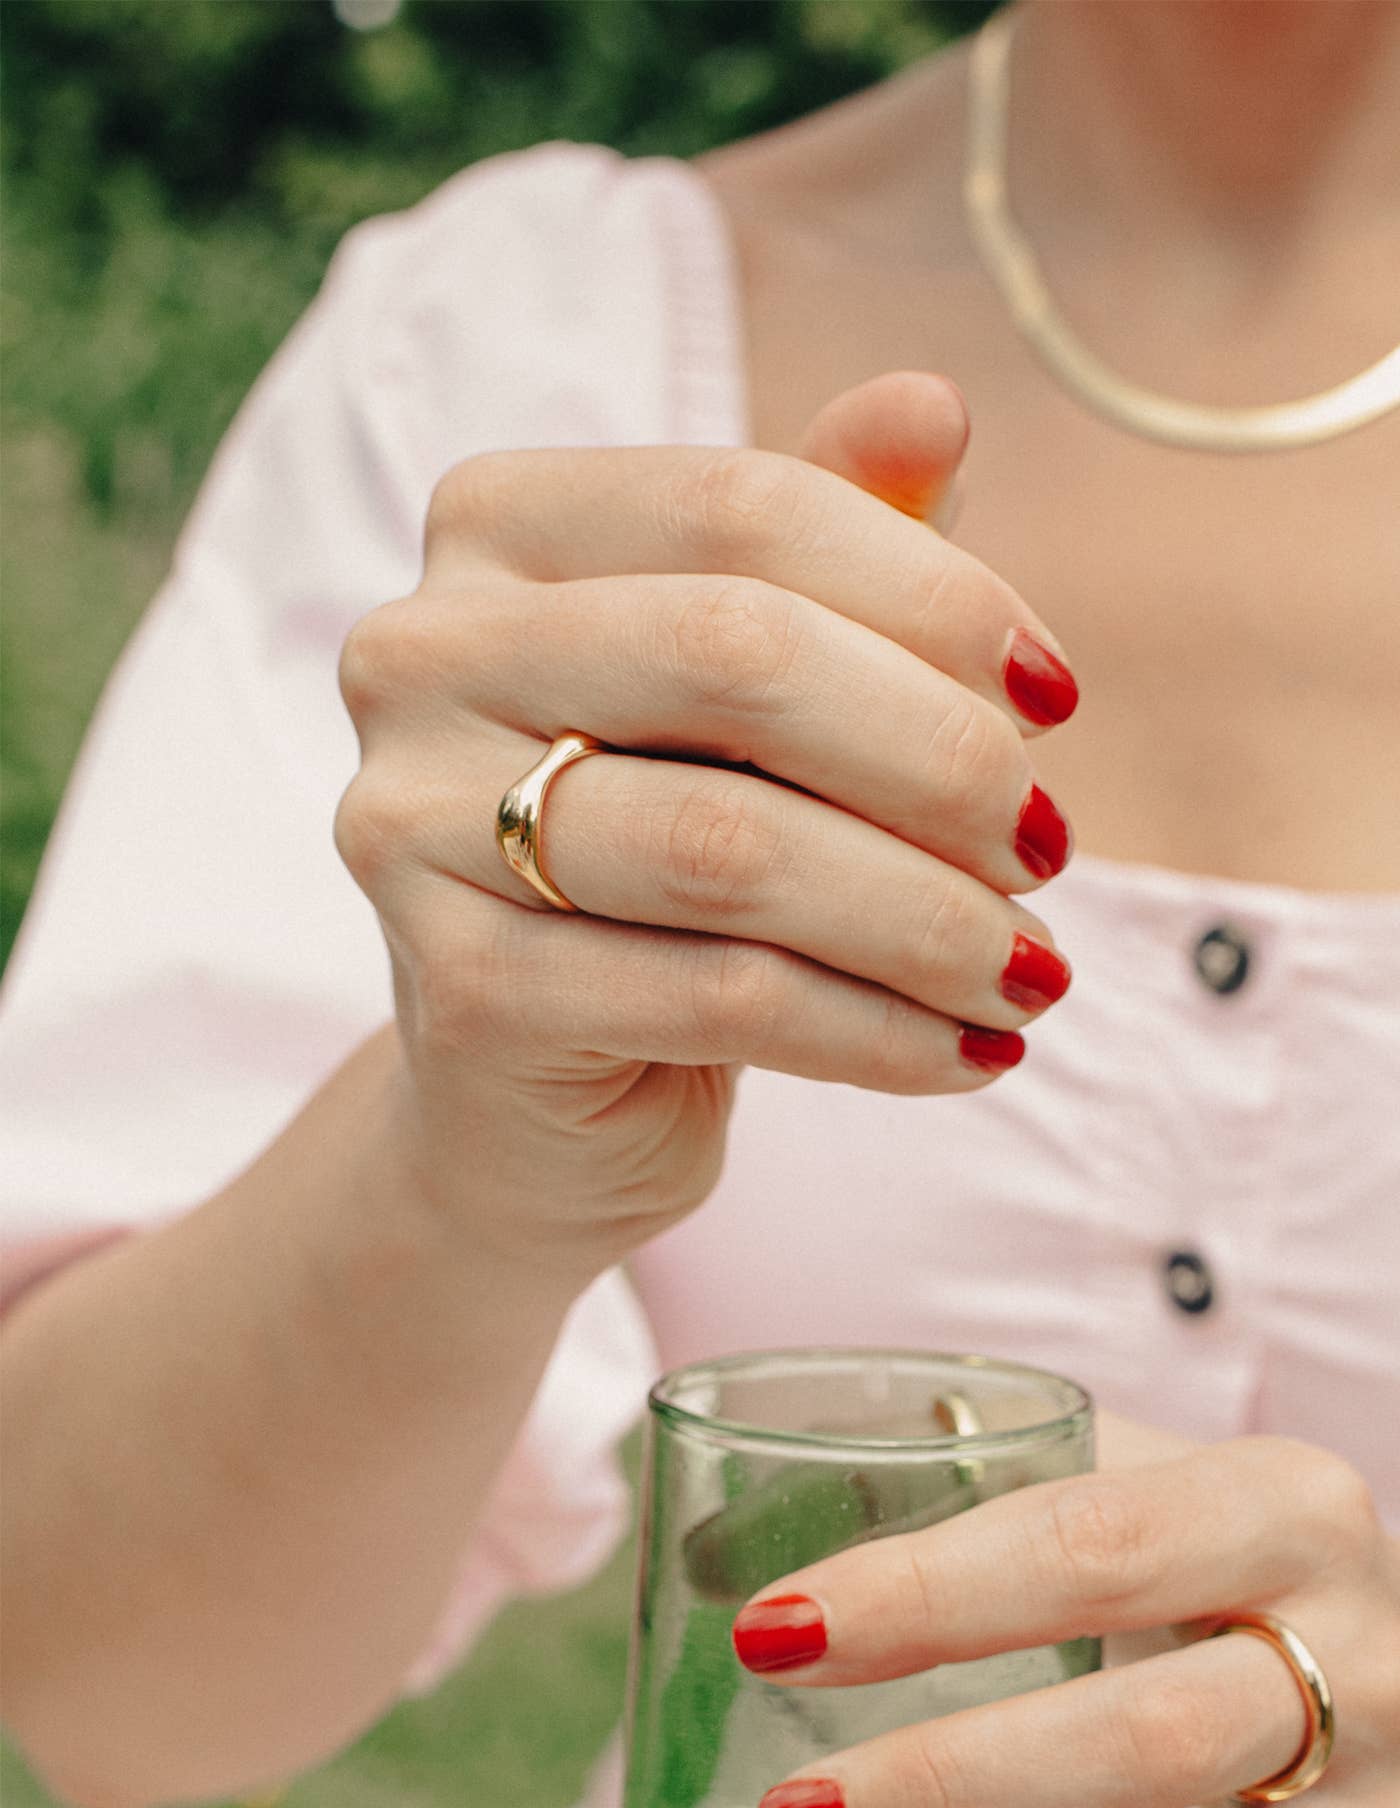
931, 1391, 983, 1438
495, 731, 607, 912
932, 1389, 987, 1484
963, 10, 1400, 452
1208, 1611, 1336, 1802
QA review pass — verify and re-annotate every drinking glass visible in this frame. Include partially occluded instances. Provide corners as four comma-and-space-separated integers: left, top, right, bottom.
622, 1348, 1096, 1808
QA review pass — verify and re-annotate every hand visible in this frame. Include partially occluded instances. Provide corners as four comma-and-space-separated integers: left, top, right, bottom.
334, 373, 1079, 1278
733, 1418, 1400, 1807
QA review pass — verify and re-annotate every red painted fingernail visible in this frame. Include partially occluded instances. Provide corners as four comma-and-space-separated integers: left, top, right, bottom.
1015, 784, 1072, 880
1000, 933, 1072, 1012
759, 1782, 846, 1808
958, 1024, 1025, 1072
732, 1593, 828, 1674
1004, 628, 1079, 725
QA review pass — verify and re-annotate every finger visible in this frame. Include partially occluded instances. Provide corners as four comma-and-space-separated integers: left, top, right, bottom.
757, 1632, 1307, 1808
733, 1440, 1355, 1685
392, 887, 1024, 1096
423, 444, 1077, 734
436, 574, 1069, 894
796, 369, 968, 525
370, 726, 1068, 1032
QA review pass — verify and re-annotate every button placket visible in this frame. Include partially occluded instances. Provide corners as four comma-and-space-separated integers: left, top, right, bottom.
1162, 916, 1272, 1331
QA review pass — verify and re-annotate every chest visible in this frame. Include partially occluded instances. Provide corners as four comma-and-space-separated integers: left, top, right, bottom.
739, 243, 1400, 888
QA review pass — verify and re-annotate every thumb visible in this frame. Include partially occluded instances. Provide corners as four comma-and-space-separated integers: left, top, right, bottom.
796, 370, 970, 531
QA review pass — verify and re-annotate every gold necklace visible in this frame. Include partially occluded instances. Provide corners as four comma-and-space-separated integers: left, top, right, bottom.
963, 8, 1400, 453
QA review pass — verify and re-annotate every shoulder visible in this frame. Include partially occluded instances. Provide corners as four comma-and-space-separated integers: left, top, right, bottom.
315, 141, 738, 454
334, 142, 675, 281
325, 140, 712, 348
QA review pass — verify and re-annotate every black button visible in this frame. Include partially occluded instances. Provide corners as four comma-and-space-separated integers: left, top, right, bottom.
1163, 1249, 1215, 1315
1193, 923, 1250, 995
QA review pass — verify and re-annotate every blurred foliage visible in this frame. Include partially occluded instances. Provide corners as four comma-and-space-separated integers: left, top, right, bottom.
2, 0, 994, 511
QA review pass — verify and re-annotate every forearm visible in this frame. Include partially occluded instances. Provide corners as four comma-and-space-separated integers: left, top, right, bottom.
0, 1027, 585, 1806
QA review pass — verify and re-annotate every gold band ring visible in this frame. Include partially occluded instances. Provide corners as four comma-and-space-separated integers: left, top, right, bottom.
1209, 1612, 1336, 1802
495, 731, 607, 912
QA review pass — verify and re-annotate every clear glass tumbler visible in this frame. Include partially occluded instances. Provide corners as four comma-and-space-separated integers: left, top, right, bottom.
622, 1348, 1096, 1808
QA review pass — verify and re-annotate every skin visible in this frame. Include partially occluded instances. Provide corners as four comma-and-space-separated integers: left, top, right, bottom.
701, 0, 1400, 891
700, 2, 1400, 1801
1, 1, 1396, 1802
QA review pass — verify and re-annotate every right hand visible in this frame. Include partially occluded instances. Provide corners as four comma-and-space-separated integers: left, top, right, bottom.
334, 373, 1078, 1279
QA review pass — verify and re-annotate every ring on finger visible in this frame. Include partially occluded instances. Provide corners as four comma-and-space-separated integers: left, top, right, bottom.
1207, 1612, 1335, 1802
495, 731, 609, 911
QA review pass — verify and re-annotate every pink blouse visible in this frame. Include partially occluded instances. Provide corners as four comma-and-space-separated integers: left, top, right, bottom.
3, 144, 1398, 1790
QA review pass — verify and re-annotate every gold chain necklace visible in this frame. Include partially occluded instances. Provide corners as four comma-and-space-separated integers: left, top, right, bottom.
963, 8, 1400, 452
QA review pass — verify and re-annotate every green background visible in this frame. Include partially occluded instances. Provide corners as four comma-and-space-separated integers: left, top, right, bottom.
1, 3, 989, 1801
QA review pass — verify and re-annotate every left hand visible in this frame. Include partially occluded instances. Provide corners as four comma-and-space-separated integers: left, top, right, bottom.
732, 1416, 1400, 1807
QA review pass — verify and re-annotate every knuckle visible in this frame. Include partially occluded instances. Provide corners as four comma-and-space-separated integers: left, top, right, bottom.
337, 604, 398, 722
1047, 1475, 1160, 1611
333, 773, 406, 891
920, 692, 1017, 809
668, 578, 804, 715
895, 1530, 946, 1642
1116, 1673, 1218, 1789
859, 991, 937, 1094
424, 450, 520, 547
652, 779, 787, 917
904, 541, 969, 654
692, 939, 789, 1058
338, 597, 454, 721
1276, 1440, 1381, 1554
908, 1723, 969, 1808
405, 911, 516, 1055
905, 543, 1025, 670
681, 448, 805, 568
907, 880, 980, 986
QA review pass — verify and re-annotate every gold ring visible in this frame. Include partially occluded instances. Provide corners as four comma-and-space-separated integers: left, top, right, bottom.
931, 1391, 984, 1438
1209, 1612, 1336, 1802
495, 731, 607, 912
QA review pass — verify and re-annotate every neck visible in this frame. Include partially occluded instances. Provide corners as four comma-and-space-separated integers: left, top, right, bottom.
1015, 0, 1400, 259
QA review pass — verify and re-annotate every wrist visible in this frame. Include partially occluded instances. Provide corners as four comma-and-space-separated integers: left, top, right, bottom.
256, 1027, 585, 1414
378, 1030, 627, 1294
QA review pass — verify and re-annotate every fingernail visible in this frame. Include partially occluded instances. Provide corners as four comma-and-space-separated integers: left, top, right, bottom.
1004, 628, 1079, 725
759, 1782, 846, 1808
1015, 784, 1072, 879
1000, 933, 1072, 1012
732, 1593, 828, 1674
958, 1024, 1026, 1072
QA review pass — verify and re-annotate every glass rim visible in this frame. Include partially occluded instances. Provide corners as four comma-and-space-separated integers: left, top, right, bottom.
648, 1346, 1093, 1453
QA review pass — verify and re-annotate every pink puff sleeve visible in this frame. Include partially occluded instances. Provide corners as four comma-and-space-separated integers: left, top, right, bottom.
0, 141, 703, 1684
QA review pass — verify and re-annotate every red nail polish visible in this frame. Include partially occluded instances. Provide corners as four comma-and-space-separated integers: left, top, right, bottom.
759, 1782, 846, 1808
1015, 784, 1072, 880
958, 1024, 1025, 1072
1001, 933, 1071, 1012
1004, 629, 1079, 725
732, 1594, 828, 1674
